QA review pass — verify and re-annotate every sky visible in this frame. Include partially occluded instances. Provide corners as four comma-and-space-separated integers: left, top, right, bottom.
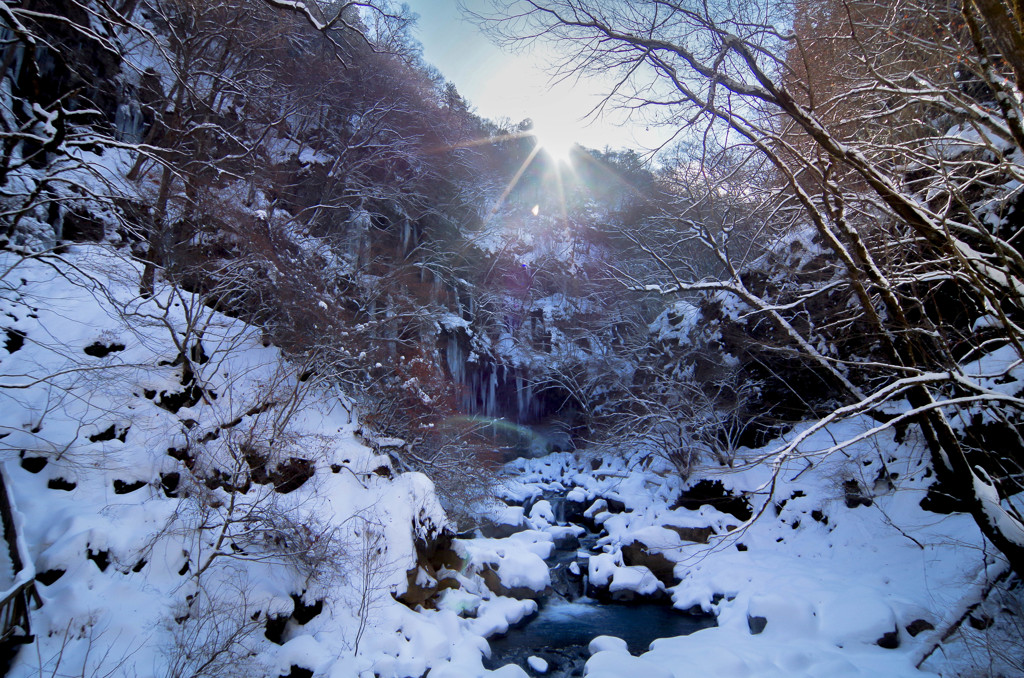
402, 0, 672, 154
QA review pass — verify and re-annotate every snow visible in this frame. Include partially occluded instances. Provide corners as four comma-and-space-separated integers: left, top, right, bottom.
526, 655, 548, 673
1, 244, 1019, 678
588, 635, 628, 654
456, 531, 553, 594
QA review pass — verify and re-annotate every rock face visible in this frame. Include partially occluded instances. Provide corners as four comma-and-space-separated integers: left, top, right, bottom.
395, 530, 464, 609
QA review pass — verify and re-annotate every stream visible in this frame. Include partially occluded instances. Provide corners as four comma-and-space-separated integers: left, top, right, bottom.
480, 494, 717, 677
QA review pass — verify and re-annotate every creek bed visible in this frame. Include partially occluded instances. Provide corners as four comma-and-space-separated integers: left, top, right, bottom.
481, 493, 716, 676
484, 597, 716, 676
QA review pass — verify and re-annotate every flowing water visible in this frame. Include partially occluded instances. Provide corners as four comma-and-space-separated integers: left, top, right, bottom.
481, 495, 716, 677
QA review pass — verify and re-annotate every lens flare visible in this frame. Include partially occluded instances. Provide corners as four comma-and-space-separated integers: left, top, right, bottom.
529, 116, 579, 164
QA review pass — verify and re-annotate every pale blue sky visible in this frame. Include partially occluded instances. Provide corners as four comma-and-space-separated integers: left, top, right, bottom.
402, 0, 667, 153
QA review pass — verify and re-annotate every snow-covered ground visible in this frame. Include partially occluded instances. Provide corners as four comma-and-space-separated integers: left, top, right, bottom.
0, 245, 1019, 677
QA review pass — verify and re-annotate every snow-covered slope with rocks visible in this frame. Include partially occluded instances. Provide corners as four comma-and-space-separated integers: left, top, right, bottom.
0, 246, 546, 678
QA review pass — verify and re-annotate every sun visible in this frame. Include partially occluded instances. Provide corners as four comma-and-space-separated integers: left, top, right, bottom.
528, 115, 580, 164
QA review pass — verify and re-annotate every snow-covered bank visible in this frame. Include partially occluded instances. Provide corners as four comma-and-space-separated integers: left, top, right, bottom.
486, 415, 1015, 677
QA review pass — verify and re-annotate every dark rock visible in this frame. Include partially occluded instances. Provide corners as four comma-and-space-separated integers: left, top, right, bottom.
282, 667, 312, 678
242, 446, 314, 494
290, 594, 323, 625
480, 565, 550, 600
87, 548, 109, 572
89, 424, 119, 442
876, 628, 900, 649
605, 497, 627, 514
395, 566, 438, 608
264, 615, 289, 644
83, 341, 125, 358
479, 513, 527, 539
673, 480, 752, 521
155, 385, 205, 413
905, 619, 935, 637
586, 579, 667, 603
665, 525, 714, 544
61, 210, 105, 242
550, 531, 580, 550
968, 614, 993, 630
113, 479, 146, 494
271, 458, 314, 494
920, 476, 970, 514
843, 479, 873, 508
160, 472, 181, 498
395, 529, 463, 609
20, 455, 47, 473
562, 495, 588, 524
36, 569, 65, 585
748, 615, 767, 634
4, 328, 25, 353
47, 477, 76, 491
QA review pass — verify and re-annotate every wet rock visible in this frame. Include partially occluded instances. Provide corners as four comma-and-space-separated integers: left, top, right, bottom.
586, 580, 668, 603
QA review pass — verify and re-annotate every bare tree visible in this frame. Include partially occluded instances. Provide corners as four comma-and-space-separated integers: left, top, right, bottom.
484, 0, 1024, 574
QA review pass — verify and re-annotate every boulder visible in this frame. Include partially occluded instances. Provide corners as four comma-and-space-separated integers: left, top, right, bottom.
480, 564, 551, 600
621, 540, 678, 586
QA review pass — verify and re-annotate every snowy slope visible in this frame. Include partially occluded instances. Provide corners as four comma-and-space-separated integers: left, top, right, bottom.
0, 246, 541, 678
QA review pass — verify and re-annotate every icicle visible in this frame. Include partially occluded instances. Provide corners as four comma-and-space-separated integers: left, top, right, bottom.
114, 102, 144, 143
516, 374, 525, 422
446, 335, 465, 386
487, 370, 498, 417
